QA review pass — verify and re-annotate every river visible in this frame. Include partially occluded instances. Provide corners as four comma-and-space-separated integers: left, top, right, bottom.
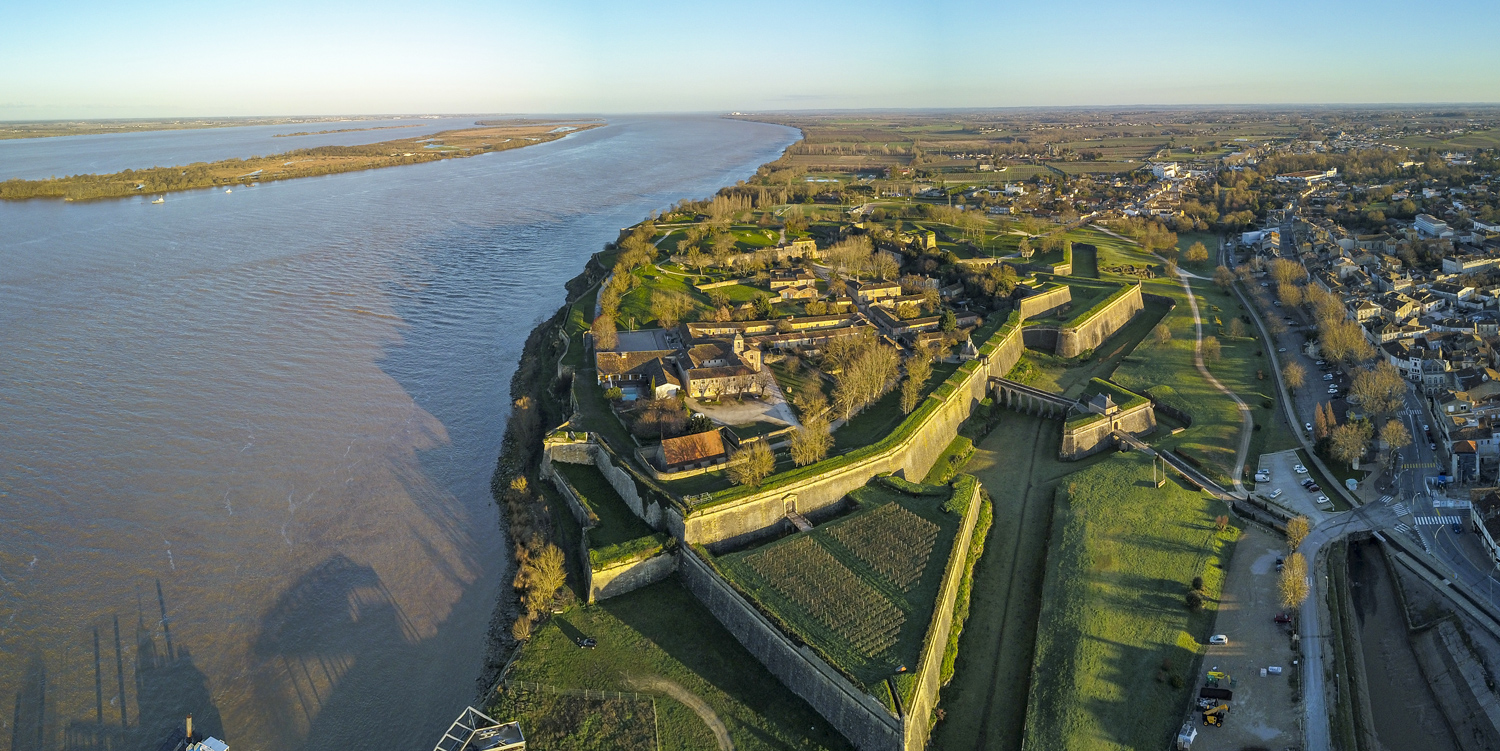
0, 116, 799, 751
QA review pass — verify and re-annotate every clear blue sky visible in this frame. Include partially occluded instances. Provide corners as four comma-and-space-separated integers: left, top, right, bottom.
2, 0, 1496, 119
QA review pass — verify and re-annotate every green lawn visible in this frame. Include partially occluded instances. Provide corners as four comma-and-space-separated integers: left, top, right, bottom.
572, 374, 636, 453
1071, 243, 1099, 278
491, 578, 853, 751
716, 478, 971, 706
615, 265, 713, 330
1174, 232, 1219, 274
1022, 452, 1239, 751
931, 414, 1112, 750
1111, 266, 1288, 485
554, 461, 655, 548
562, 285, 599, 370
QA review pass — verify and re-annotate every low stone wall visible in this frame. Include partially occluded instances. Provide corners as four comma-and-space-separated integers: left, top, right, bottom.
1056, 283, 1144, 358
1059, 401, 1156, 460
679, 549, 904, 751
591, 549, 676, 601
1016, 286, 1072, 319
670, 325, 1023, 549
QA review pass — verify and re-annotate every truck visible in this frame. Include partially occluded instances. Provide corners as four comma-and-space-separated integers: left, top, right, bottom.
1198, 687, 1233, 701
1176, 722, 1199, 749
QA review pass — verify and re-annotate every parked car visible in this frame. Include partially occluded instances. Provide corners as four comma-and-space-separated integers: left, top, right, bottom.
575, 637, 597, 649
1304, 422, 1313, 432
1300, 479, 1315, 487
1268, 488, 1284, 499
1308, 484, 1320, 492
1274, 612, 1292, 623
1293, 464, 1308, 474
1316, 495, 1330, 505
1431, 442, 1438, 450
1209, 634, 1229, 645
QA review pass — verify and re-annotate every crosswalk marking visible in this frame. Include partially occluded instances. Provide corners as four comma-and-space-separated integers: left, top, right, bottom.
1393, 522, 1410, 534
1379, 495, 1393, 505
1393, 503, 1409, 517
1414, 516, 1463, 526
1404, 461, 1437, 469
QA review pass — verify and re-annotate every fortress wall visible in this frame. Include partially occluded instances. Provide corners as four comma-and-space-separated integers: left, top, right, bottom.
1017, 286, 1072, 319
1059, 401, 1157, 460
670, 323, 1022, 549
1056, 283, 1144, 358
901, 480, 983, 750
590, 550, 676, 601
680, 549, 903, 751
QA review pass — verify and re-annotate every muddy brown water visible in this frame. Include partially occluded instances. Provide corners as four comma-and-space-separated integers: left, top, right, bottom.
0, 116, 798, 751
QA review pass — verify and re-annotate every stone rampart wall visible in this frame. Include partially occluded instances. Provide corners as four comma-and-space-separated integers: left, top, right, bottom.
591, 550, 677, 601
1059, 401, 1157, 460
1021, 325, 1059, 351
900, 480, 982, 750
1017, 286, 1072, 319
1056, 283, 1144, 357
679, 549, 904, 751
670, 326, 1022, 549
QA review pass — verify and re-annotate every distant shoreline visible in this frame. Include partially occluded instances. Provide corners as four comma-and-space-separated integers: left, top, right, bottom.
0, 115, 427, 141
272, 124, 421, 137
0, 122, 604, 202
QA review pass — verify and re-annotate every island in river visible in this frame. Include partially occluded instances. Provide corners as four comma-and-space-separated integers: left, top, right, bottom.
0, 121, 601, 201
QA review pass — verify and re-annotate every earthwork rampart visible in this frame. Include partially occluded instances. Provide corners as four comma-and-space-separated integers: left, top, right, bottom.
1055, 282, 1143, 357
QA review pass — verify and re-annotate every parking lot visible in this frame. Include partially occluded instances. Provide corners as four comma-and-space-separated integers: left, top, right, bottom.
1252, 448, 1337, 520
1193, 525, 1300, 750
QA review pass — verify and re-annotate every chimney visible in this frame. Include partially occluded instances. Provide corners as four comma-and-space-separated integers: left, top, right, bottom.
186, 714, 193, 741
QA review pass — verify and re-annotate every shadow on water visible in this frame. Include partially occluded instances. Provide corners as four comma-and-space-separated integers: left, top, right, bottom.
9, 581, 226, 751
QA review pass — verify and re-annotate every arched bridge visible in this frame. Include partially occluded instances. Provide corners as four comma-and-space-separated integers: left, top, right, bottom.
989, 377, 1079, 418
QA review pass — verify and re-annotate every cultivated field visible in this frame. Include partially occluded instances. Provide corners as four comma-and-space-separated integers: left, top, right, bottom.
716, 478, 969, 702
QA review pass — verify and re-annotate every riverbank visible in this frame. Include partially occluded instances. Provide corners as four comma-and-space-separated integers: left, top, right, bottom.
0, 121, 601, 201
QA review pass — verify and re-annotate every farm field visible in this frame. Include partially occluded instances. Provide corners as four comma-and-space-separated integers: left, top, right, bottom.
715, 477, 973, 708
1022, 452, 1239, 751
493, 578, 852, 751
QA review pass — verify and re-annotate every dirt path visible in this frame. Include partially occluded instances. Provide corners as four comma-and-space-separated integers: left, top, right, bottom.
1175, 262, 1253, 497
629, 675, 734, 751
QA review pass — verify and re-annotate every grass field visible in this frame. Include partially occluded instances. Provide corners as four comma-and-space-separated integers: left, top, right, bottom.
931, 414, 1111, 749
554, 461, 655, 548
493, 578, 853, 751
490, 689, 657, 750
716, 479, 968, 700
1099, 233, 1293, 484
1022, 452, 1239, 751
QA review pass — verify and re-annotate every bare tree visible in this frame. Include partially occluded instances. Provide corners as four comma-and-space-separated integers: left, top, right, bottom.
1201, 336, 1222, 363
1280, 552, 1309, 608
1213, 265, 1236, 289
592, 313, 618, 350
1329, 421, 1372, 467
789, 419, 833, 467
1350, 363, 1406, 417
728, 441, 775, 487
650, 290, 694, 328
900, 355, 933, 414
1282, 362, 1306, 391
1153, 322, 1172, 344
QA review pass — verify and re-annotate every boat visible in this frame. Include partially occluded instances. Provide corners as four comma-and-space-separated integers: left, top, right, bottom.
152, 196, 165, 204
224, 188, 232, 194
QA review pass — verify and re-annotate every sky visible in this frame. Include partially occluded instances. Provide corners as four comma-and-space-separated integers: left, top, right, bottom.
2, 0, 1497, 119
